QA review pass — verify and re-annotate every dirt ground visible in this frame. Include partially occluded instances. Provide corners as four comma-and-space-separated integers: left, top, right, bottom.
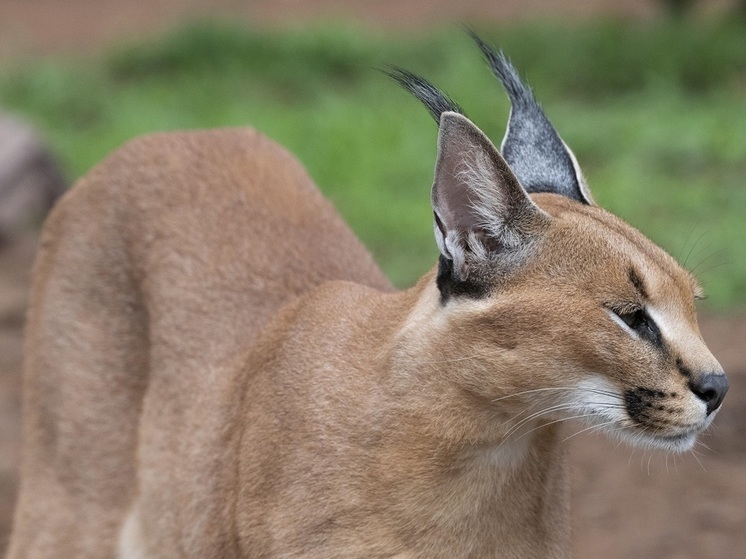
1, 0, 742, 58
1, 0, 745, 557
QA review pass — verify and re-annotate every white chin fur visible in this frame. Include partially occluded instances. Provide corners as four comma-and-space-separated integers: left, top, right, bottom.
614, 425, 699, 453
573, 410, 700, 453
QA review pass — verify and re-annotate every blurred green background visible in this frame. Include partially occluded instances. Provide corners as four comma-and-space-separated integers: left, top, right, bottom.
0, 17, 744, 309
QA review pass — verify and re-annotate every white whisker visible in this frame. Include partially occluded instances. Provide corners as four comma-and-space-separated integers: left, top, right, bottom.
688, 448, 707, 473
496, 412, 598, 452
491, 386, 622, 404
561, 419, 619, 443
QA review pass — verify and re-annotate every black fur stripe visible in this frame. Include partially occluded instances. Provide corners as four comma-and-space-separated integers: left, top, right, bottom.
436, 255, 490, 304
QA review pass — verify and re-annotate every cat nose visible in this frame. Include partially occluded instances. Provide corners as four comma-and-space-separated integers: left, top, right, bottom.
689, 373, 729, 415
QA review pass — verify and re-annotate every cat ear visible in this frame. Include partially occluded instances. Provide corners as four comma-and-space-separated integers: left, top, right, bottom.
470, 32, 594, 205
385, 65, 551, 299
431, 112, 550, 285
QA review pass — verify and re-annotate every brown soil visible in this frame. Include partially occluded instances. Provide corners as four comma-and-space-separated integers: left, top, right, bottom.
2, 0, 740, 59
0, 1, 744, 557
0, 0, 656, 58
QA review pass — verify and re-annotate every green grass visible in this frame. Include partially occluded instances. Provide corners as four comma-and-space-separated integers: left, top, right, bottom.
1, 19, 744, 310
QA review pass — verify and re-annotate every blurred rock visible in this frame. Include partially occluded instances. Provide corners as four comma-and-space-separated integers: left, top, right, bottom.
0, 113, 67, 245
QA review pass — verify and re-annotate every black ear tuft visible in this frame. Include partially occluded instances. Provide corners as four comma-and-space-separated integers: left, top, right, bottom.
384, 66, 466, 125
468, 31, 593, 205
467, 31, 534, 110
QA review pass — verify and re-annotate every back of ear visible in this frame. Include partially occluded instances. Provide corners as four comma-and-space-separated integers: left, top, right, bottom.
469, 32, 594, 205
432, 112, 550, 301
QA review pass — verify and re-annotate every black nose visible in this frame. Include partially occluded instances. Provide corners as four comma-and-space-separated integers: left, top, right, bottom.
689, 373, 729, 415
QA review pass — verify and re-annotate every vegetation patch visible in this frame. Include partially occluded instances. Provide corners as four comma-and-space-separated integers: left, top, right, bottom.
0, 19, 744, 309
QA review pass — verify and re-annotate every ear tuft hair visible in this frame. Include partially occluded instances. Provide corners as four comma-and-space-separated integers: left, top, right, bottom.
384, 66, 465, 124
466, 31, 534, 109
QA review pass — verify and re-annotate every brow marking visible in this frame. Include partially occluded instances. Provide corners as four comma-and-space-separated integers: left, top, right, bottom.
628, 267, 648, 300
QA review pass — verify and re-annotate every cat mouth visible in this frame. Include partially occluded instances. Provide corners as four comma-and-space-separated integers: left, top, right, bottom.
580, 408, 710, 452
614, 416, 714, 452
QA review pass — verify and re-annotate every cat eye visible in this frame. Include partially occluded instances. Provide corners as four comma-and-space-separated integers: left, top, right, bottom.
611, 305, 648, 332
607, 303, 662, 346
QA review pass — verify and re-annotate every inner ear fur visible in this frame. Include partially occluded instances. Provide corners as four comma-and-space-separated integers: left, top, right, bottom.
432, 112, 550, 293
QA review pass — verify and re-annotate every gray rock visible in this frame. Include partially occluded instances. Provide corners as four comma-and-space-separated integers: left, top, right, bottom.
0, 113, 67, 244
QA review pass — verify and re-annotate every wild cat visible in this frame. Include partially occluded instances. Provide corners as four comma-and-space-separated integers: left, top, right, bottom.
8, 34, 727, 558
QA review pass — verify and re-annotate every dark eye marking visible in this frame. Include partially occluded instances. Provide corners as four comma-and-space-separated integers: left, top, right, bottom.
619, 268, 666, 349
628, 267, 648, 300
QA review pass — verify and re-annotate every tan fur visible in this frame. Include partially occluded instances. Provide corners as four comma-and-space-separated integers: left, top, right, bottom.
8, 123, 724, 558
